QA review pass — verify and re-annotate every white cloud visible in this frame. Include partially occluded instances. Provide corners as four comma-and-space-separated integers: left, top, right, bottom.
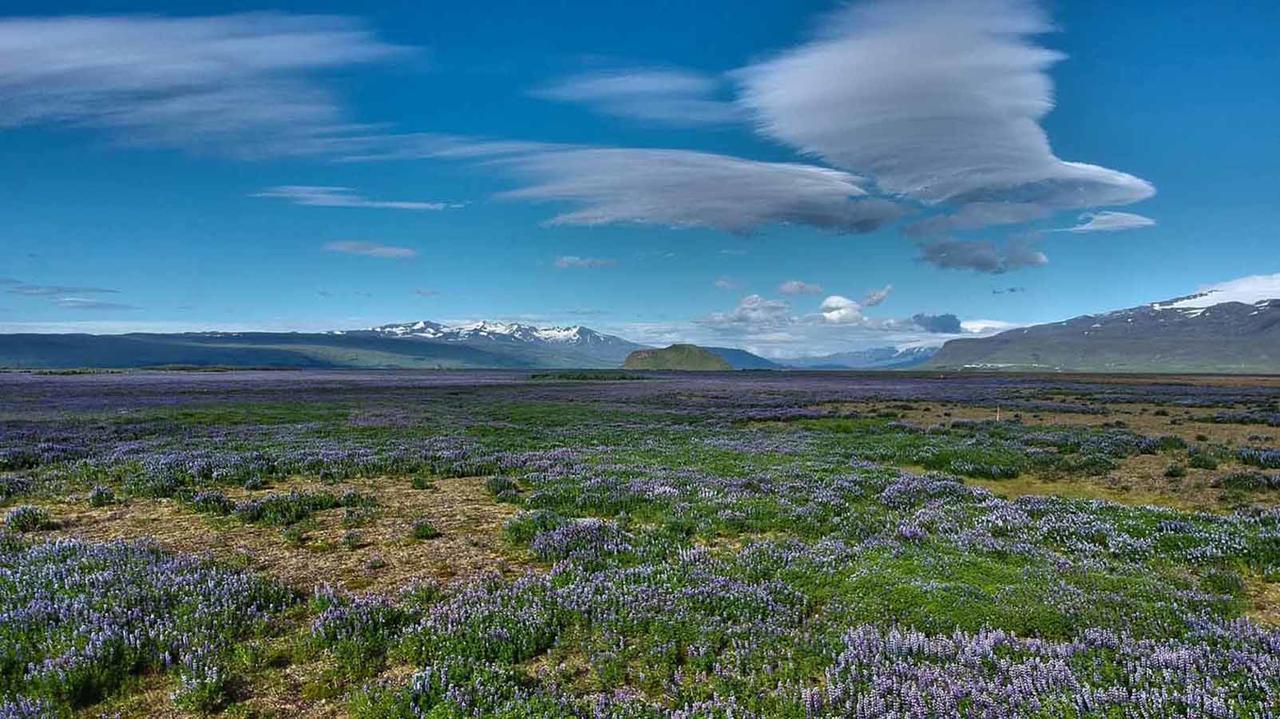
779, 280, 824, 295
1056, 211, 1156, 233
607, 280, 1012, 357
254, 186, 452, 210
714, 276, 740, 290
608, 308, 1013, 359
814, 285, 893, 323
0, 14, 404, 155
702, 294, 792, 328
533, 67, 740, 126
819, 295, 865, 324
961, 318, 1022, 333
323, 241, 417, 259
499, 147, 900, 234
554, 255, 617, 269
918, 237, 1047, 273
736, 0, 1154, 222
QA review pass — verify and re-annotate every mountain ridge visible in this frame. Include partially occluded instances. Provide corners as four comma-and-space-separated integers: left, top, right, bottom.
0, 320, 645, 370
926, 285, 1280, 373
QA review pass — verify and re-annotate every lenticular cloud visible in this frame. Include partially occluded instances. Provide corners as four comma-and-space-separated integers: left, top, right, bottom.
736, 0, 1154, 214
498, 147, 901, 234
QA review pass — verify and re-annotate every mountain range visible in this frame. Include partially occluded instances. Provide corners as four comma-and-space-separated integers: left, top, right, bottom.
347, 320, 643, 367
785, 346, 938, 370
0, 321, 644, 370
926, 282, 1280, 373
3, 278, 1277, 372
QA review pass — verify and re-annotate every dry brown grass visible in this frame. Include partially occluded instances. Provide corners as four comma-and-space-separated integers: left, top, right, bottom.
1246, 577, 1280, 628
47, 475, 527, 594
822, 399, 1278, 512
835, 399, 1272, 444
48, 475, 528, 718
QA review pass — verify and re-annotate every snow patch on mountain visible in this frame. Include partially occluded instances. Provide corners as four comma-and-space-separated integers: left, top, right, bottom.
1152, 273, 1280, 315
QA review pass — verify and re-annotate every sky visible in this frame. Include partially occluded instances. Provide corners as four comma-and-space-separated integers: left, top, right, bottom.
0, 0, 1276, 357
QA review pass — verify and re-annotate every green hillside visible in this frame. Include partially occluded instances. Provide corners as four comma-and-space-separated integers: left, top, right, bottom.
622, 344, 733, 371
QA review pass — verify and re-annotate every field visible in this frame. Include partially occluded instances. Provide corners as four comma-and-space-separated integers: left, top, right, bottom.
2, 369, 1279, 718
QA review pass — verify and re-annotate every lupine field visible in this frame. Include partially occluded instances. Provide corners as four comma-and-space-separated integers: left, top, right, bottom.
2, 370, 1279, 718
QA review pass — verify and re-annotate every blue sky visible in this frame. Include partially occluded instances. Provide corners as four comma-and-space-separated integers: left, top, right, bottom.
0, 0, 1276, 356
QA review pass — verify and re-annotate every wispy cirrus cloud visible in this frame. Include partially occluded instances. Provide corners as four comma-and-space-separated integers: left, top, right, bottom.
714, 276, 741, 290
736, 0, 1154, 229
323, 241, 417, 259
533, 67, 741, 126
412, 288, 440, 297
6, 283, 119, 296
861, 284, 893, 307
1056, 211, 1156, 233
0, 14, 406, 156
52, 297, 139, 311
330, 132, 565, 164
3, 279, 137, 311
918, 237, 1048, 273
254, 186, 453, 211
553, 255, 616, 269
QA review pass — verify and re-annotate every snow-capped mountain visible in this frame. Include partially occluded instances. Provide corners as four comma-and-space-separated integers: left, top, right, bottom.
368, 320, 621, 346
352, 320, 646, 367
927, 274, 1280, 373
787, 345, 938, 369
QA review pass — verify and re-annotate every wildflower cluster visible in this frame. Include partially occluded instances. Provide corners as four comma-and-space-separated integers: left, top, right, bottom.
0, 538, 291, 713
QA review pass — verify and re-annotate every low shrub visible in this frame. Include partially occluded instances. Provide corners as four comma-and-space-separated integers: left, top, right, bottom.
4, 506, 52, 532
88, 485, 116, 507
411, 519, 441, 540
